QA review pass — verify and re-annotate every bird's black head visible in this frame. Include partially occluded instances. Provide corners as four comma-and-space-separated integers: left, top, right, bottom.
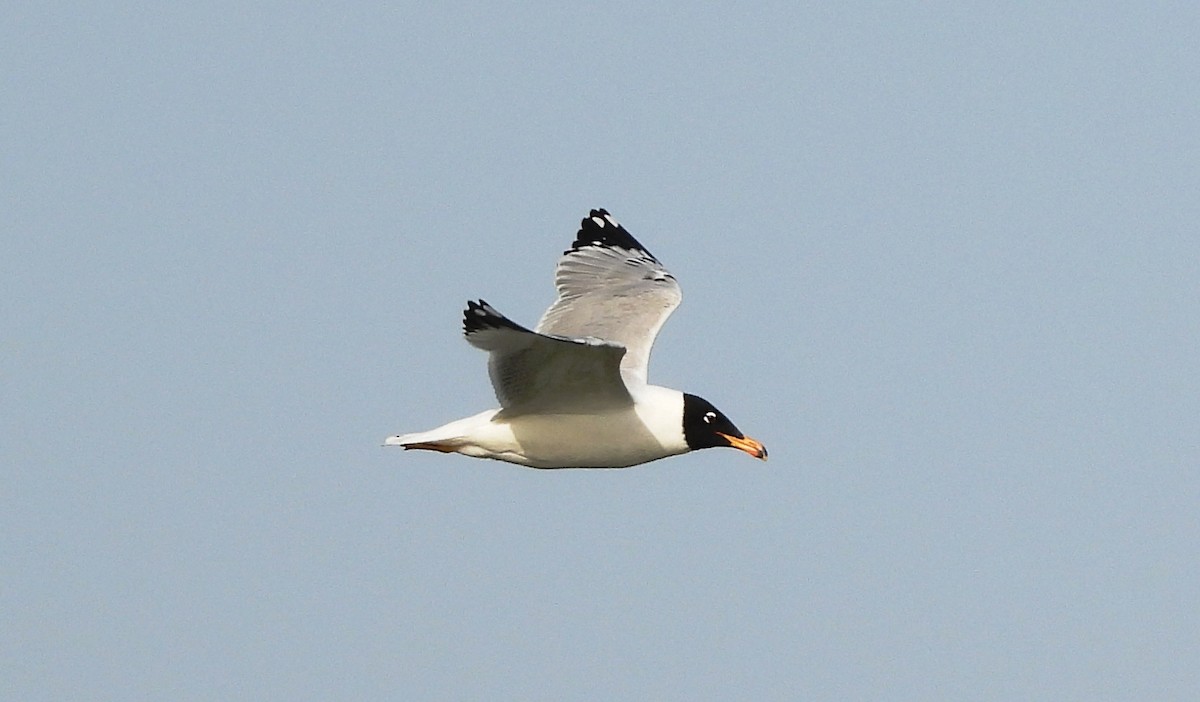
681, 393, 767, 460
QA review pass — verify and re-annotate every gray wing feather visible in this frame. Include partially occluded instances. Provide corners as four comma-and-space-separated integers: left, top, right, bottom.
535, 210, 681, 385
463, 300, 631, 412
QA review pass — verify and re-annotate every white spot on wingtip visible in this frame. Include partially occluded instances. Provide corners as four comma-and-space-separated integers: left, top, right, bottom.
603, 213, 619, 227
590, 216, 606, 227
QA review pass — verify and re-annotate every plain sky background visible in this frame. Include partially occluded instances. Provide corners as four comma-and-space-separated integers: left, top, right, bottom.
4, 2, 1198, 700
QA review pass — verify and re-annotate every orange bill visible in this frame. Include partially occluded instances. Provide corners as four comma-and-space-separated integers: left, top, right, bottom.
718, 433, 768, 460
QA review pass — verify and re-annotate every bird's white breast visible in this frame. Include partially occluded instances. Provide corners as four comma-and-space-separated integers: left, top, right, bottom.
471, 385, 687, 468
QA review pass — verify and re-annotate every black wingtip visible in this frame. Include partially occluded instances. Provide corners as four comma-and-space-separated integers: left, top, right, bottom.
462, 299, 527, 336
567, 208, 656, 258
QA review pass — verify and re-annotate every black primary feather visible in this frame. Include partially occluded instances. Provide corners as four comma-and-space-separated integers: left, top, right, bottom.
463, 299, 529, 336
567, 208, 660, 262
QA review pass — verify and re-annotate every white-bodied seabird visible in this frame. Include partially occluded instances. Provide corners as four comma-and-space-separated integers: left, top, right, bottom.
384, 209, 767, 468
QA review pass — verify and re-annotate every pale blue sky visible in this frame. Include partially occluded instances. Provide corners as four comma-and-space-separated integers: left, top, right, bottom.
4, 2, 1198, 700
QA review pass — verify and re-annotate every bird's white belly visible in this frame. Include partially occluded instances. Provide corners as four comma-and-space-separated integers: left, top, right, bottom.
474, 409, 684, 469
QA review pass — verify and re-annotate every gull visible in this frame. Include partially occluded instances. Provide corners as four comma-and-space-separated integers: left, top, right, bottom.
384, 208, 766, 469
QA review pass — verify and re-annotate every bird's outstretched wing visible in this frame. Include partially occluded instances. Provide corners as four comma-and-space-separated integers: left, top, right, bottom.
463, 300, 631, 412
535, 209, 682, 386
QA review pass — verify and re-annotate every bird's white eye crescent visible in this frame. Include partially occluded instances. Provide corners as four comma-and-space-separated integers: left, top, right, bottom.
704, 411, 716, 423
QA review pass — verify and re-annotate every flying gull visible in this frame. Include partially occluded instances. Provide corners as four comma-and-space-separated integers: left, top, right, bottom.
385, 208, 766, 468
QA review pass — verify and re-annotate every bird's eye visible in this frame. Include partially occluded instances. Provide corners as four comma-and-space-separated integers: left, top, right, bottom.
704, 411, 716, 423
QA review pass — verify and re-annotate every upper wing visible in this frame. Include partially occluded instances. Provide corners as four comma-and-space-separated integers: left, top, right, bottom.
463, 300, 632, 412
535, 209, 682, 386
